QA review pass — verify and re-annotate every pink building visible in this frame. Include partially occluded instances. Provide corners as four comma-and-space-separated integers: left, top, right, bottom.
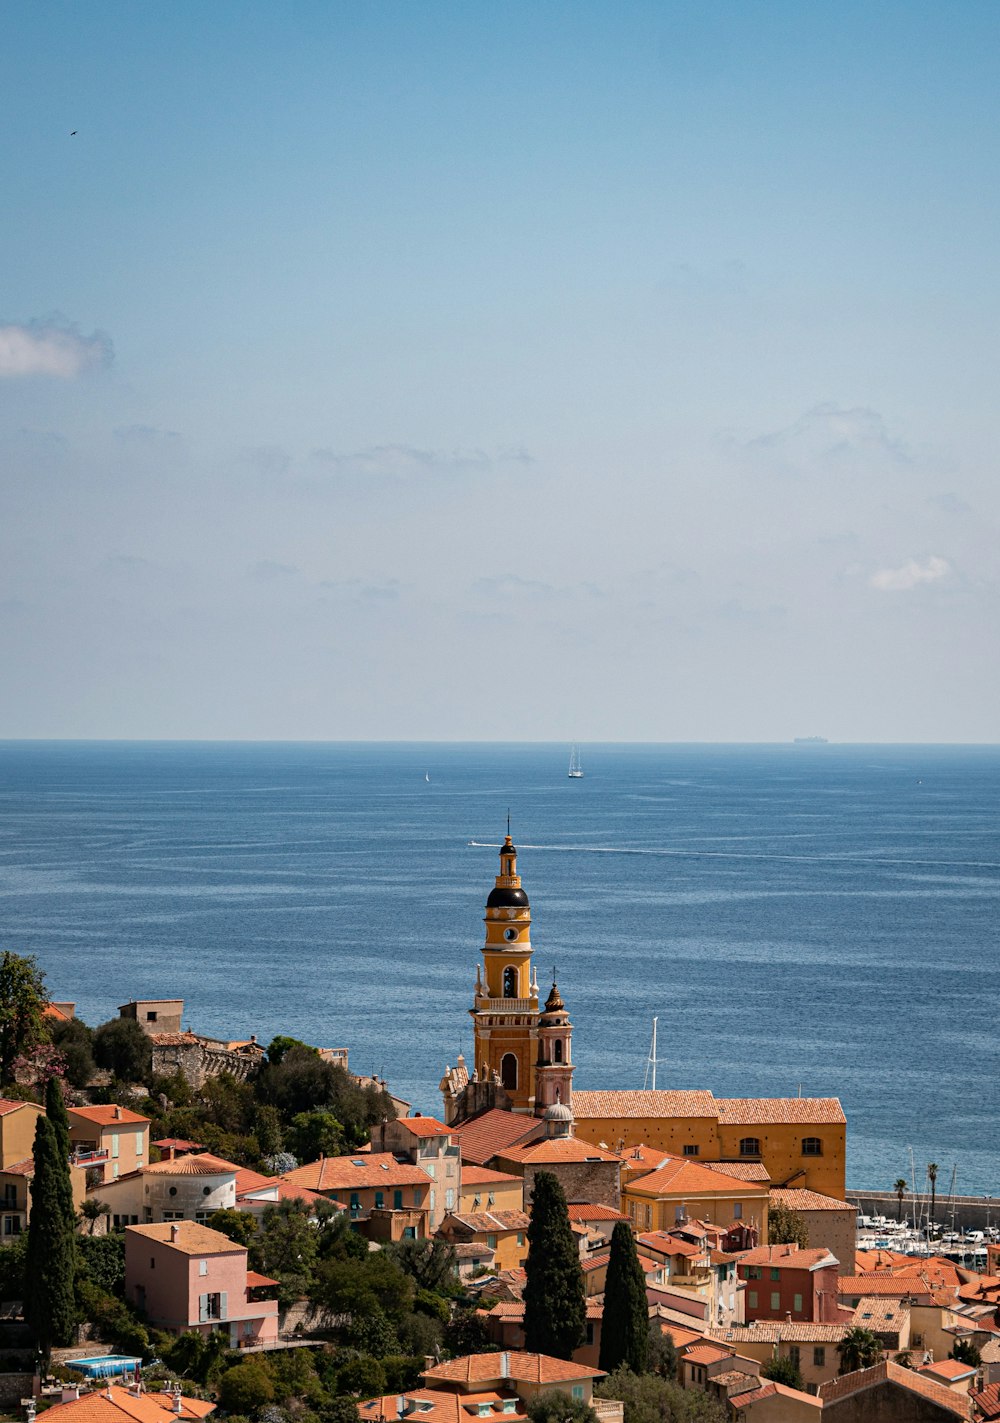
737, 1243, 842, 1323
125, 1221, 278, 1348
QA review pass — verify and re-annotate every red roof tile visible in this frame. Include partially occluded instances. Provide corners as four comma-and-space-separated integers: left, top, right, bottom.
452, 1110, 543, 1166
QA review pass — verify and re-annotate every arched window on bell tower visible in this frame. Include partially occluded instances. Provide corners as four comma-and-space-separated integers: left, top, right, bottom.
553, 1039, 563, 1062
503, 966, 518, 998
500, 1053, 518, 1090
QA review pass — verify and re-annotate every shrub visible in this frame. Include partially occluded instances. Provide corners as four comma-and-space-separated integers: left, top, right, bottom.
218, 1361, 276, 1415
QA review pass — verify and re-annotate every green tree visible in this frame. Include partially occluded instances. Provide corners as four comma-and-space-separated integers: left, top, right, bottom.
762, 1356, 804, 1390
93, 1018, 153, 1084
45, 1077, 77, 1233
24, 1116, 78, 1364
252, 1201, 321, 1306
927, 1163, 938, 1223
266, 1035, 314, 1066
79, 1198, 110, 1235
0, 1231, 29, 1299
893, 1178, 908, 1224
0, 950, 49, 1087
218, 1360, 275, 1414
443, 1307, 493, 1358
253, 1103, 285, 1158
208, 1207, 258, 1247
385, 1237, 458, 1293
523, 1171, 586, 1361
312, 1251, 414, 1324
322, 1399, 369, 1423
767, 1201, 809, 1249
287, 1110, 345, 1162
77, 1231, 126, 1296
597, 1366, 727, 1423
950, 1339, 981, 1367
350, 1306, 401, 1359
50, 1018, 96, 1089
526, 1392, 598, 1423
837, 1326, 882, 1375
335, 1357, 387, 1397
599, 1222, 648, 1374
646, 1324, 678, 1380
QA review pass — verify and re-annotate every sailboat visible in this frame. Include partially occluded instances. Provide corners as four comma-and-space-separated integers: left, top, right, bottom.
568, 746, 583, 778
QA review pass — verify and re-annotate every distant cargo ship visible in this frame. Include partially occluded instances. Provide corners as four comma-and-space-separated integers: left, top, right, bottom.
794, 736, 829, 744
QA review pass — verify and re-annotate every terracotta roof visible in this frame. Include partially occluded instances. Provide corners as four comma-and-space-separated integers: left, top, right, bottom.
126, 1222, 244, 1256
480, 1300, 604, 1322
443, 1211, 531, 1234
245, 1270, 279, 1289
638, 1232, 707, 1260
838, 1274, 934, 1300
0, 1098, 40, 1117
461, 1166, 523, 1187
818, 1361, 968, 1417
851, 1297, 910, 1331
918, 1358, 976, 1381
69, 1105, 150, 1126
237, 1177, 330, 1207
628, 1156, 768, 1199
620, 1144, 672, 1171
359, 1392, 526, 1423
38, 1386, 215, 1423
972, 1382, 1000, 1420
710, 1322, 849, 1344
735, 1381, 822, 1410
0, 1157, 35, 1177
453, 1110, 544, 1165
771, 1186, 853, 1211
703, 1161, 772, 1182
44, 1002, 71, 1022
728, 1381, 776, 1406
684, 1344, 733, 1365
716, 1097, 845, 1125
397, 1116, 453, 1137
423, 1352, 604, 1385
737, 1244, 837, 1270
498, 1137, 620, 1165
573, 1090, 718, 1119
143, 1153, 237, 1177
567, 1203, 629, 1222
282, 1153, 432, 1191
152, 1138, 205, 1151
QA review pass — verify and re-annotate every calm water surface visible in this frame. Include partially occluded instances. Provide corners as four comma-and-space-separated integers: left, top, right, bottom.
0, 741, 997, 1194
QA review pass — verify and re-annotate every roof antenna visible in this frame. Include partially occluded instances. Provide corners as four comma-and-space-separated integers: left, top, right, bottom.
507, 808, 511, 837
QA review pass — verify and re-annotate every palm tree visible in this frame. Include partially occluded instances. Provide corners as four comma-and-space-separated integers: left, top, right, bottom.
78, 1198, 109, 1235
893, 1178, 908, 1224
837, 1326, 882, 1375
927, 1163, 938, 1226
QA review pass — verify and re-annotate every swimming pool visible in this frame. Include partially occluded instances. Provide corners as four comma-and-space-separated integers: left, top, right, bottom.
64, 1357, 142, 1379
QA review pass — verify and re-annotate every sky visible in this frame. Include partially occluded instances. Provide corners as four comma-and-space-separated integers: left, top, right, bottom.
2, 1, 999, 742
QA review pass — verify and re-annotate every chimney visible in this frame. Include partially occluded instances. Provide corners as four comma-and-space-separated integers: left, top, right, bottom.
115, 1105, 122, 1120
61, 1387, 80, 1404
170, 1223, 180, 1242
500, 1351, 510, 1381
786, 1312, 792, 1323
173, 1390, 182, 1416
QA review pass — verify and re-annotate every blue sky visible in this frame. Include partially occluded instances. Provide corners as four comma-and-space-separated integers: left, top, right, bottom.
2, 1, 999, 739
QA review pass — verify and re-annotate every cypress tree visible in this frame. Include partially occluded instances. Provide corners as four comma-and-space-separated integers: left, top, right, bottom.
24, 1116, 78, 1365
523, 1170, 586, 1360
598, 1221, 649, 1374
45, 1077, 77, 1233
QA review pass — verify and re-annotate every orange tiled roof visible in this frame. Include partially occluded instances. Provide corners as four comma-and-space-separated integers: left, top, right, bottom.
771, 1186, 852, 1211
126, 1222, 244, 1256
567, 1203, 628, 1222
918, 1358, 976, 1381
36, 1386, 215, 1423
0, 1098, 40, 1117
0, 1157, 36, 1177
397, 1116, 453, 1137
443, 1211, 531, 1234
715, 1097, 845, 1125
628, 1155, 769, 1199
703, 1161, 772, 1182
818, 1361, 967, 1417
573, 1090, 718, 1119
282, 1153, 432, 1191
683, 1344, 733, 1365
461, 1165, 523, 1186
479, 1300, 603, 1322
710, 1322, 850, 1344
737, 1244, 836, 1270
452, 1110, 544, 1165
44, 1002, 71, 1022
152, 1138, 205, 1151
423, 1352, 604, 1385
851, 1297, 909, 1331
972, 1382, 1000, 1420
498, 1137, 621, 1165
838, 1274, 935, 1299
69, 1105, 150, 1127
143, 1153, 237, 1177
359, 1391, 526, 1423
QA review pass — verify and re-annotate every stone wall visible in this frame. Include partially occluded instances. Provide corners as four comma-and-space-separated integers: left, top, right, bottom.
848, 1189, 999, 1233
151, 1037, 263, 1088
0, 1373, 33, 1405
520, 1160, 620, 1210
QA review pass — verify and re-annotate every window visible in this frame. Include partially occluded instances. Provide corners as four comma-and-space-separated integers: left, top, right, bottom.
674, 1206, 685, 1223
788, 1346, 801, 1367
487, 1234, 497, 1249
349, 1192, 360, 1214
3, 1217, 20, 1235
554, 1040, 563, 1063
733, 1202, 743, 1219
739, 1138, 761, 1156
488, 1192, 495, 1206
430, 1190, 436, 1213
199, 1260, 208, 1276
571, 1388, 584, 1403
500, 1053, 518, 1090
3, 1185, 16, 1206
813, 1347, 826, 1368
747, 1266, 762, 1280
111, 1133, 120, 1159
374, 1191, 384, 1209
748, 1291, 758, 1309
425, 1161, 436, 1177
517, 1233, 524, 1246
801, 1137, 822, 1156
394, 1190, 404, 1209
445, 1188, 454, 1209
793, 1293, 803, 1313
683, 1145, 699, 1156
502, 966, 518, 997
146, 1011, 157, 1023
198, 1292, 227, 1322
585, 1323, 594, 1345
770, 1267, 781, 1281
136, 1134, 144, 1157
770, 1292, 780, 1311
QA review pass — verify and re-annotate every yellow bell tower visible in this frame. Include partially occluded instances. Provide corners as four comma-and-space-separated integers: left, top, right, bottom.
471, 832, 540, 1113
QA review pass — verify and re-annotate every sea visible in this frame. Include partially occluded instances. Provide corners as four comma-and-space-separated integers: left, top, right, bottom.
0, 740, 997, 1196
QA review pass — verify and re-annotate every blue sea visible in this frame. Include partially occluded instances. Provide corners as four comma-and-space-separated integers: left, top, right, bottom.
0, 741, 997, 1195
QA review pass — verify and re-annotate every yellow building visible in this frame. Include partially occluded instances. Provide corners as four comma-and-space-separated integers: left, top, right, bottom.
436, 1208, 531, 1270
0, 1098, 87, 1234
68, 1103, 151, 1184
573, 1091, 846, 1199
459, 1164, 524, 1214
623, 1155, 770, 1238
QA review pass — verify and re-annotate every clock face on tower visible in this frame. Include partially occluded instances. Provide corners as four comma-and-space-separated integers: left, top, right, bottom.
504, 928, 518, 941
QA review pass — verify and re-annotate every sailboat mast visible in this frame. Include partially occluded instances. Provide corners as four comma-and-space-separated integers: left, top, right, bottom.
643, 1016, 659, 1090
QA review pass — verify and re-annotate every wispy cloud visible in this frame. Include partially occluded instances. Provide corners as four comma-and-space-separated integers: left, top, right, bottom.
744, 402, 910, 465
926, 492, 971, 515
870, 555, 951, 591
248, 560, 299, 582
310, 443, 532, 480
0, 320, 112, 378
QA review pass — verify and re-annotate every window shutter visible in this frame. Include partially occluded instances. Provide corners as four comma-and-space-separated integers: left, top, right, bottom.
198, 1294, 208, 1323
220, 1292, 228, 1320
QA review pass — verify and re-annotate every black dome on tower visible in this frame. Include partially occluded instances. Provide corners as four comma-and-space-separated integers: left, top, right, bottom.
486, 885, 529, 908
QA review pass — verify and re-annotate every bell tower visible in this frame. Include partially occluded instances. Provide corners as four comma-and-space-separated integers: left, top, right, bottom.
471, 832, 540, 1113
534, 980, 574, 1114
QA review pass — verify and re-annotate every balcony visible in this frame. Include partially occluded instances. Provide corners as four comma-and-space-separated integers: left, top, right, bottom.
70, 1148, 109, 1166
475, 996, 538, 1014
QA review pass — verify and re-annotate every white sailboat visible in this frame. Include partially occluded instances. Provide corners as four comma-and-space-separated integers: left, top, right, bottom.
568, 745, 583, 778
